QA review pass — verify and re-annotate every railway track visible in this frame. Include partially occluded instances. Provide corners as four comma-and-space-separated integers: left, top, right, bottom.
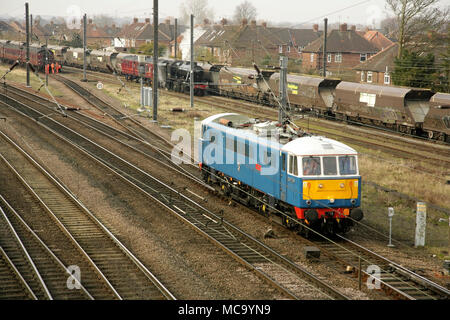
0, 196, 91, 300
311, 234, 450, 300
54, 74, 172, 150
4, 82, 449, 300
0, 130, 175, 300
4, 82, 445, 299
1, 83, 206, 189
1, 85, 350, 300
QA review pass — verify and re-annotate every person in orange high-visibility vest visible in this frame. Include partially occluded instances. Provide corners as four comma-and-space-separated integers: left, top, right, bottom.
57, 63, 62, 73
55, 62, 60, 74
51, 63, 55, 74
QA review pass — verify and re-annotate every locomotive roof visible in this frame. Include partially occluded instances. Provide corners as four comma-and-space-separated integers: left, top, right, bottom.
202, 113, 357, 156
282, 136, 357, 156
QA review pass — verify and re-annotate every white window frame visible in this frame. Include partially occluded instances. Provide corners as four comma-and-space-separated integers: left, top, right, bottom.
367, 71, 373, 83
327, 53, 332, 63
384, 72, 390, 85
310, 53, 314, 62
360, 53, 367, 62
288, 154, 298, 176
335, 53, 342, 63
287, 46, 290, 53
279, 45, 283, 54
361, 71, 365, 82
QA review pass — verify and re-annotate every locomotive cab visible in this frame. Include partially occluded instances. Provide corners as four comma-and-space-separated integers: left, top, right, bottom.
281, 136, 363, 233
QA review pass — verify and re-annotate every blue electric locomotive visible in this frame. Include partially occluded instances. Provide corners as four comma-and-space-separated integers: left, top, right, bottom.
198, 113, 364, 234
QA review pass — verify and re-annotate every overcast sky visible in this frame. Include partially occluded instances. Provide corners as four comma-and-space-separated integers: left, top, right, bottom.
2, 0, 449, 27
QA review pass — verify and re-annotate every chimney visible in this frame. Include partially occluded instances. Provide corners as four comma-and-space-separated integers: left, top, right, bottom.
133, 17, 138, 24
145, 18, 150, 24
165, 18, 171, 25
241, 18, 248, 27
340, 23, 347, 32
250, 20, 256, 26
112, 23, 116, 29
88, 19, 93, 24
313, 24, 319, 32
262, 21, 267, 28
50, 20, 54, 25
351, 25, 356, 31
203, 18, 210, 25
220, 18, 228, 26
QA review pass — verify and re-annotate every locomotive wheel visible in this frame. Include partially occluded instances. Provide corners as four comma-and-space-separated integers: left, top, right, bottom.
427, 130, 434, 139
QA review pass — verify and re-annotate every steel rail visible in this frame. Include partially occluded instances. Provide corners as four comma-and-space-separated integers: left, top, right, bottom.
0, 246, 37, 300
0, 197, 93, 300
0, 128, 175, 300
1, 91, 347, 300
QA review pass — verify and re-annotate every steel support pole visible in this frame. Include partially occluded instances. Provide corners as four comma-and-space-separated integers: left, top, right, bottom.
279, 56, 288, 124
45, 37, 48, 86
323, 18, 328, 77
190, 14, 194, 108
82, 14, 87, 82
25, 3, 30, 87
174, 18, 178, 59
153, 0, 159, 121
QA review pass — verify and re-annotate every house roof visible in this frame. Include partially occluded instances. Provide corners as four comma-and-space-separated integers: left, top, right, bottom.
353, 42, 398, 72
0, 20, 14, 32
195, 24, 321, 49
364, 30, 394, 51
303, 28, 379, 54
116, 20, 147, 39
117, 19, 179, 43
86, 22, 109, 38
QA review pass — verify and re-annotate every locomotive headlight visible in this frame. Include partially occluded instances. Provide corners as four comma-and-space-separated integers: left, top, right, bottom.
329, 198, 335, 204
318, 184, 324, 189
340, 183, 345, 189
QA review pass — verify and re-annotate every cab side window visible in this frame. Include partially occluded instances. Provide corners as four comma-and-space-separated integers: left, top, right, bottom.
288, 155, 298, 176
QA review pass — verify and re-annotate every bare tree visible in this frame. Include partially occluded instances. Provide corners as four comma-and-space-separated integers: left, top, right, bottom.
180, 0, 215, 25
386, 0, 448, 57
233, 1, 257, 24
92, 15, 116, 28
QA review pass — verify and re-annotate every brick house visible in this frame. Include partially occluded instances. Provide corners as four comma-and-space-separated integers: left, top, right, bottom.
301, 23, 379, 75
353, 42, 397, 85
194, 19, 321, 66
115, 17, 182, 55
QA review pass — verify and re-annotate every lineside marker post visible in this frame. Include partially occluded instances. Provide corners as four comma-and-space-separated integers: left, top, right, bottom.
388, 207, 395, 247
415, 202, 427, 247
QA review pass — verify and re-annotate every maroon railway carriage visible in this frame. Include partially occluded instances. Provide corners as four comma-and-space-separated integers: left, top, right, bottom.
0, 40, 54, 71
